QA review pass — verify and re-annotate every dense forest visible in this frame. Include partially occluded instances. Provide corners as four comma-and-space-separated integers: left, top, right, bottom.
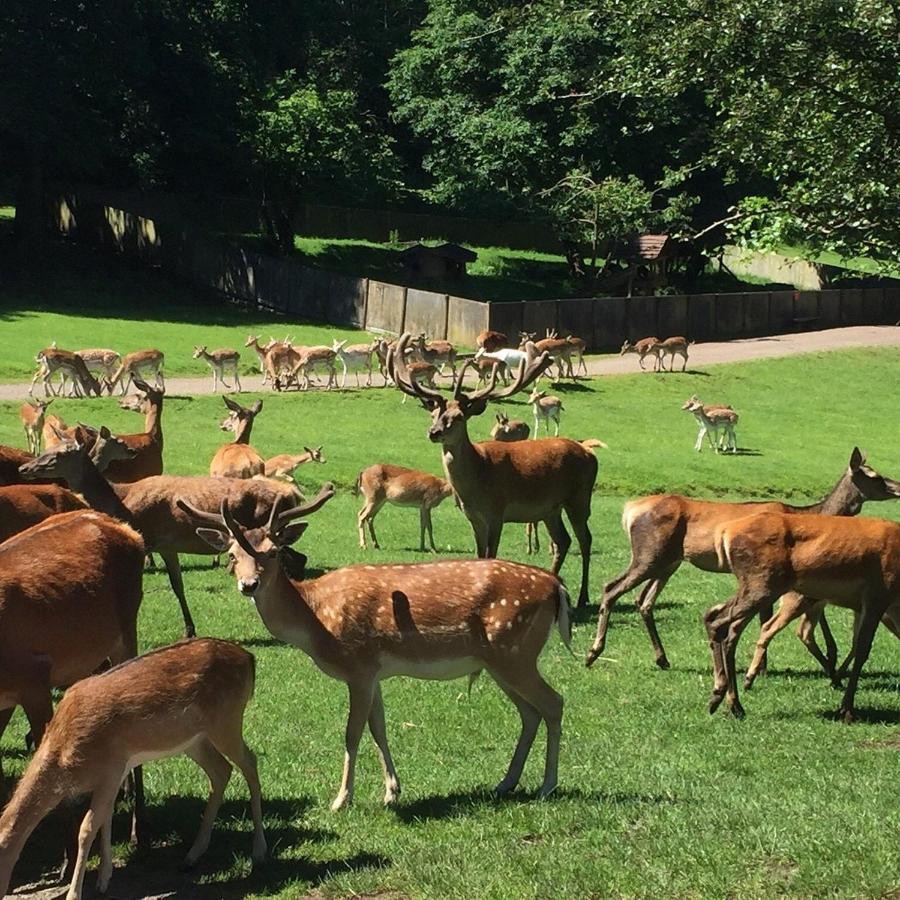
1, 0, 897, 263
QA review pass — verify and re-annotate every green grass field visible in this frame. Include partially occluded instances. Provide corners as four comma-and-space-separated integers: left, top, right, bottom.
1, 324, 899, 897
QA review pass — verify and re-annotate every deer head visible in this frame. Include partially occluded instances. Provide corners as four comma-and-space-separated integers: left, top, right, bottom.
220, 396, 263, 438
192, 345, 207, 359
178, 483, 336, 595
848, 447, 900, 501
20, 426, 136, 480
388, 333, 550, 445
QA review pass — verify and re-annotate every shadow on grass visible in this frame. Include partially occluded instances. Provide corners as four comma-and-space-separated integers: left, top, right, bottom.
9, 795, 389, 900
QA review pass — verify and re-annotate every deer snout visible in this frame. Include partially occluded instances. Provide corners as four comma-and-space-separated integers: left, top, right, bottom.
237, 577, 259, 596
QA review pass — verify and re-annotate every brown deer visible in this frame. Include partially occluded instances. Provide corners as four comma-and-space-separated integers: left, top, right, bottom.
0, 509, 144, 787
528, 389, 564, 437
490, 412, 530, 441
0, 484, 88, 544
411, 334, 458, 378
210, 397, 265, 478
586, 448, 900, 669
0, 446, 36, 486
289, 345, 338, 391
683, 395, 738, 452
19, 400, 51, 455
519, 332, 570, 379
354, 464, 455, 552
193, 345, 242, 392
704, 512, 900, 722
476, 329, 508, 353
31, 348, 102, 398
0, 638, 267, 900
476, 357, 510, 387
102, 378, 165, 483
563, 334, 588, 377
263, 447, 326, 480
389, 333, 597, 607
180, 487, 570, 807
75, 348, 121, 385
245, 334, 281, 385
655, 336, 691, 372
20, 433, 303, 637
108, 348, 165, 395
620, 337, 662, 371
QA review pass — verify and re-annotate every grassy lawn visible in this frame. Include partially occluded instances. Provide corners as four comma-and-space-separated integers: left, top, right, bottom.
1, 336, 899, 897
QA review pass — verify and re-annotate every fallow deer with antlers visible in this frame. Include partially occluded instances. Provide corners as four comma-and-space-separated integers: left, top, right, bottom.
0, 638, 267, 900
586, 448, 900, 670
180, 486, 570, 808
389, 333, 598, 607
210, 397, 265, 478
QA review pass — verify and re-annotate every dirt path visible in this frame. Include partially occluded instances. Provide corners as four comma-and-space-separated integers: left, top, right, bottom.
2, 325, 897, 402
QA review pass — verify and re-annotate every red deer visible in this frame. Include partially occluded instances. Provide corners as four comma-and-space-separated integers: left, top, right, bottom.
354, 464, 455, 551
586, 448, 900, 669
476, 330, 508, 353
0, 639, 266, 900
210, 397, 265, 479
102, 378, 165, 482
180, 487, 570, 807
389, 334, 597, 607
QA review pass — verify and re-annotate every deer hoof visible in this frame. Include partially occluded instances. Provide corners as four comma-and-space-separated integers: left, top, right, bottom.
708, 691, 725, 715
655, 655, 670, 670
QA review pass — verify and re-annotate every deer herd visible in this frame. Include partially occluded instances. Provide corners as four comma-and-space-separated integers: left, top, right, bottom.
0, 324, 897, 899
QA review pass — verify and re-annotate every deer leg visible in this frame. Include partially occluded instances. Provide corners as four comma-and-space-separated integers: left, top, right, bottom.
745, 592, 809, 688
160, 550, 197, 638
0, 706, 15, 790
332, 680, 376, 811
563, 503, 592, 609
543, 512, 572, 579
796, 606, 839, 680
66, 779, 119, 900
469, 516, 490, 557
489, 672, 541, 796
838, 602, 881, 722
553, 415, 560, 437
422, 507, 437, 553
704, 601, 733, 713
183, 738, 233, 866
635, 567, 678, 669
587, 562, 658, 667
97, 801, 117, 894
367, 684, 400, 804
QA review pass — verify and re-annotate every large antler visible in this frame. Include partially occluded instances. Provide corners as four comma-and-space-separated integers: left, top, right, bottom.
270, 482, 336, 533
387, 334, 446, 407
455, 341, 551, 405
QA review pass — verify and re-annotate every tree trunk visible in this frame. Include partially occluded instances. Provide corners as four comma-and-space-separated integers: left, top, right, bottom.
13, 142, 45, 264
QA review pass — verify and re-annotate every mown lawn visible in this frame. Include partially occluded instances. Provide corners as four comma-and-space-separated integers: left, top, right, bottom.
1, 334, 899, 897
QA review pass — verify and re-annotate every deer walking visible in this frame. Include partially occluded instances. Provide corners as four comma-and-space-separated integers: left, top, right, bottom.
389, 334, 597, 607
586, 448, 900, 669
109, 349, 165, 395
0, 639, 266, 900
331, 339, 376, 388
655, 336, 690, 372
620, 337, 662, 371
181, 487, 570, 807
355, 464, 455, 552
193, 346, 242, 392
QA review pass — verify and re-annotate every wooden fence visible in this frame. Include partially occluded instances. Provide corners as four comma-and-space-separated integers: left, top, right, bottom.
51, 191, 900, 350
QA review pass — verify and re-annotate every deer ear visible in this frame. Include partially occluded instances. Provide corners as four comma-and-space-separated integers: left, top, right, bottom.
849, 447, 865, 470
462, 397, 488, 418
223, 395, 241, 412
277, 521, 309, 546
195, 528, 231, 552
250, 399, 263, 415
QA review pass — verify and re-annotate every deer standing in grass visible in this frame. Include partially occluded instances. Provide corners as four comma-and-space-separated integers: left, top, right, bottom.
30, 348, 102, 398
102, 378, 166, 483
411, 334, 458, 378
263, 447, 326, 481
20, 434, 304, 637
109, 349, 165, 395
0, 638, 267, 900
19, 400, 51, 455
683, 395, 738, 452
655, 336, 690, 372
705, 512, 900, 722
210, 397, 265, 479
620, 337, 662, 371
181, 486, 570, 808
331, 339, 377, 388
586, 448, 900, 670
390, 333, 597, 607
528, 389, 564, 437
355, 464, 455, 551
193, 345, 242, 392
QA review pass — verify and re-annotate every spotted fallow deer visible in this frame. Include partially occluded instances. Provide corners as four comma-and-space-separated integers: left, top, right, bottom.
290, 345, 338, 391
655, 336, 690, 372
354, 464, 455, 552
245, 334, 281, 385
586, 448, 900, 670
705, 512, 900, 723
389, 333, 597, 608
411, 334, 458, 378
76, 348, 121, 384
331, 339, 377, 388
108, 349, 165, 395
528, 389, 564, 437
620, 337, 662, 371
263, 447, 326, 481
19, 434, 303, 638
31, 348, 103, 398
490, 412, 530, 442
180, 486, 570, 807
193, 345, 242, 392
210, 397, 265, 479
682, 395, 738, 452
19, 400, 51, 455
0, 638, 267, 900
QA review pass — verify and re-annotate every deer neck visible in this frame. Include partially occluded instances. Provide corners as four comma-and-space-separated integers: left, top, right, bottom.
438, 424, 485, 502
233, 418, 254, 445
798, 470, 863, 517
144, 398, 163, 444
68, 458, 133, 523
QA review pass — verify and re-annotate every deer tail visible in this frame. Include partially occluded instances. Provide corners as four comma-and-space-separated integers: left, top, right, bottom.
352, 471, 362, 497
556, 583, 573, 652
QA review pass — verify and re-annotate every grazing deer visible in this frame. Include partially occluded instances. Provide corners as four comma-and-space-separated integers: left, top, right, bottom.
263, 447, 326, 481
620, 337, 662, 371
354, 464, 455, 552
331, 339, 376, 388
193, 346, 242, 392
210, 397, 265, 479
389, 333, 597, 608
19, 400, 51, 455
20, 434, 303, 637
0, 638, 267, 900
705, 512, 900, 722
655, 336, 690, 372
586, 448, 900, 670
102, 378, 165, 483
528, 389, 564, 437
180, 487, 570, 807
0, 509, 144, 788
682, 395, 738, 452
109, 348, 165, 395
411, 334, 458, 378
490, 412, 530, 441
290, 345, 338, 391
476, 329, 508, 353
76, 348, 121, 385
31, 348, 102, 398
